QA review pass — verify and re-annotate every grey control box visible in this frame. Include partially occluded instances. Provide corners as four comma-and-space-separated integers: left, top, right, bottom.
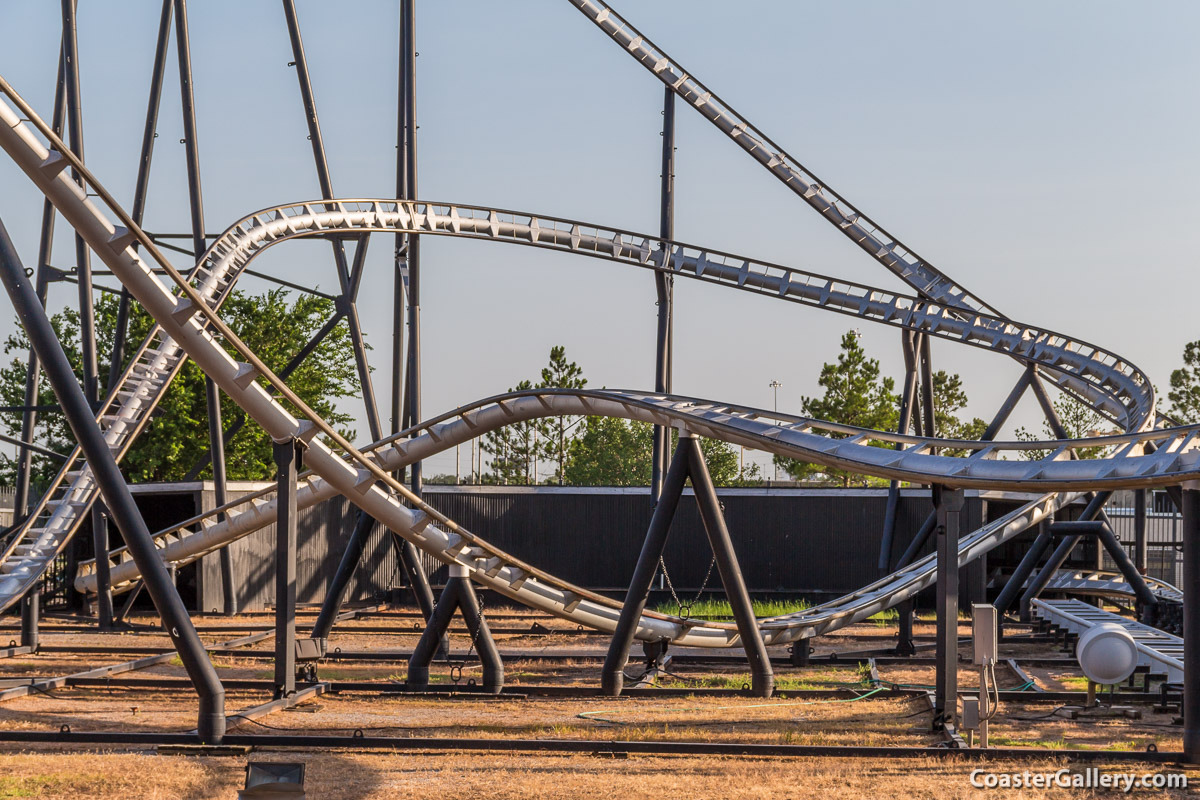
972, 603, 998, 665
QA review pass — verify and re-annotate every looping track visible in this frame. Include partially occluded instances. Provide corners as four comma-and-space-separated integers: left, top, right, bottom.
0, 1, 1185, 647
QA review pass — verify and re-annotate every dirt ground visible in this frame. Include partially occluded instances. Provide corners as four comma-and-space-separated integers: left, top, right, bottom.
0, 607, 1194, 798
0, 749, 1194, 800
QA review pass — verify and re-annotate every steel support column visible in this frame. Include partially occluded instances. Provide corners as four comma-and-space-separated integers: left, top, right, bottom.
399, 0, 422, 495
171, 0, 236, 617
1096, 523, 1158, 620
90, 503, 114, 630
602, 437, 690, 696
994, 524, 1053, 618
108, 0, 173, 395
14, 46, 67, 522
282, 0, 383, 441
1134, 489, 1148, 575
310, 510, 376, 645
19, 589, 38, 652
0, 216, 225, 743
687, 435, 774, 698
651, 86, 675, 504
407, 564, 503, 694
934, 487, 963, 731
206, 379, 237, 615
1180, 482, 1200, 763
273, 439, 300, 699
60, 0, 98, 406
880, 330, 920, 573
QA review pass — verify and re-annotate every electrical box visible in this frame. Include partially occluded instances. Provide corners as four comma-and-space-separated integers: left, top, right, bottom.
973, 603, 998, 666
961, 697, 980, 731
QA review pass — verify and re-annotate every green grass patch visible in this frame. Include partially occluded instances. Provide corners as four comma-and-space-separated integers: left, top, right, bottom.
0, 774, 110, 798
168, 654, 229, 669
987, 734, 1068, 750
1058, 675, 1120, 691
650, 597, 809, 620
656, 667, 869, 692
868, 608, 898, 627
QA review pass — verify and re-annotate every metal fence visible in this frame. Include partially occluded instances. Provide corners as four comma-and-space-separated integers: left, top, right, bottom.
0, 486, 13, 529
1106, 490, 1181, 588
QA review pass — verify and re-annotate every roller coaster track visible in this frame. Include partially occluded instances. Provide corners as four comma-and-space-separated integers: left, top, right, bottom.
1043, 569, 1184, 605
0, 3, 1186, 646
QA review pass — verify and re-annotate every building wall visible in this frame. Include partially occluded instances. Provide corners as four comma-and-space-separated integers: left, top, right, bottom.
113, 484, 1057, 612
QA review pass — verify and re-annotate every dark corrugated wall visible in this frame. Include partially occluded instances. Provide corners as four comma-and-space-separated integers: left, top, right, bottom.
421, 487, 987, 599
197, 489, 399, 613
157, 484, 1019, 611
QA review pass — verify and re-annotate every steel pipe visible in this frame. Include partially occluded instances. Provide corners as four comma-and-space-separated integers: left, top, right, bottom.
0, 216, 225, 742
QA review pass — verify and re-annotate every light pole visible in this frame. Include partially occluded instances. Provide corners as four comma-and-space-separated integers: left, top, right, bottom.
769, 380, 782, 482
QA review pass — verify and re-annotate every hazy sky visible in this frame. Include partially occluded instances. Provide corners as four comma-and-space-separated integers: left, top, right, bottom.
1, 1, 1198, 479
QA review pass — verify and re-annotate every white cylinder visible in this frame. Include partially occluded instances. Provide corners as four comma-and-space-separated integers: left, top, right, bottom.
1076, 622, 1139, 685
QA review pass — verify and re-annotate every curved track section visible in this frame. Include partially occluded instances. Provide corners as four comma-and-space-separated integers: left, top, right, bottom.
0, 221, 246, 605
0, 0, 1182, 643
1044, 569, 1184, 605
126, 200, 1160, 427
566, 0, 1146, 429
1, 76, 1196, 643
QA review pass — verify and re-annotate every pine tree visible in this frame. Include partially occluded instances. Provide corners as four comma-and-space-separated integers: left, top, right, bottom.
775, 331, 898, 487
536, 345, 586, 484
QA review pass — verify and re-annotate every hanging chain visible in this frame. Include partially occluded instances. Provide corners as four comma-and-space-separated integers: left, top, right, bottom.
658, 553, 716, 622
451, 594, 488, 685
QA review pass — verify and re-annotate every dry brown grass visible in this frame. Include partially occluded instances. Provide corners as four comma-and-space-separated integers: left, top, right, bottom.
0, 613, 1192, 797
0, 749, 1194, 800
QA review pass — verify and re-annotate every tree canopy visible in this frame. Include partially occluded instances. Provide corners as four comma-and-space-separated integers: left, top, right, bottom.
775, 331, 899, 487
1015, 393, 1108, 461
1169, 341, 1200, 423
481, 346, 759, 487
1, 289, 360, 486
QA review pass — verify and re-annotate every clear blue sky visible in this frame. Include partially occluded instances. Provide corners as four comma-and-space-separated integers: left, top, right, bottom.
1, 1, 1198, 479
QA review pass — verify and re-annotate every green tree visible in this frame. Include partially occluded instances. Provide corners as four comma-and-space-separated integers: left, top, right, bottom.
916, 370, 988, 457
775, 331, 899, 487
536, 345, 586, 484
563, 416, 653, 486
1015, 393, 1108, 460
0, 289, 360, 485
562, 418, 760, 487
1169, 341, 1200, 423
482, 379, 540, 484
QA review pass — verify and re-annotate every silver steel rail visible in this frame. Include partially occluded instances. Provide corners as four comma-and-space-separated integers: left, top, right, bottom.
0, 67, 1191, 643
141, 199, 1157, 428
1032, 598, 1184, 682
74, 384, 1200, 605
566, 0, 1140, 428
0, 78, 1094, 646
1044, 569, 1184, 605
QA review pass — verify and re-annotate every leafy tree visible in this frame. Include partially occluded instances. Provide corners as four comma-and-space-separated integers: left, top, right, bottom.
563, 417, 759, 487
694, 433, 761, 487
1168, 341, 1200, 423
482, 379, 539, 484
916, 370, 988, 457
1015, 393, 1108, 460
563, 416, 653, 487
775, 331, 899, 487
0, 289, 360, 485
536, 345, 586, 484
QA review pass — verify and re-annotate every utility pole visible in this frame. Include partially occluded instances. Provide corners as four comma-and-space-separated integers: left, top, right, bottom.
769, 380, 782, 482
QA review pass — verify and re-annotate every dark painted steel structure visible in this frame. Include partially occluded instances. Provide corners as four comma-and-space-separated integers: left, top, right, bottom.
0, 0, 1194, 763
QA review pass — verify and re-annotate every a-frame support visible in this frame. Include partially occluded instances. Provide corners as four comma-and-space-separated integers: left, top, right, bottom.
406, 564, 503, 694
601, 430, 774, 698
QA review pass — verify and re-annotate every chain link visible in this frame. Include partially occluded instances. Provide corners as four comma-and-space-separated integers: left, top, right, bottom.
658, 553, 716, 622
451, 593, 488, 685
